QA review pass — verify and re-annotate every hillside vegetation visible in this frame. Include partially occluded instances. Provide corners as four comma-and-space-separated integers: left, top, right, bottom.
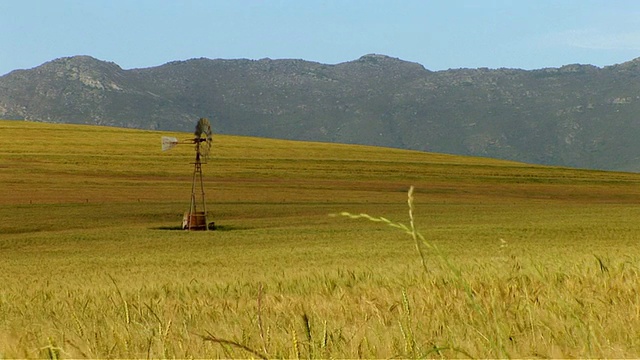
2, 55, 640, 171
2, 120, 640, 358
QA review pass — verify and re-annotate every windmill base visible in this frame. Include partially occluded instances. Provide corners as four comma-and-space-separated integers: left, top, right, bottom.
182, 211, 208, 231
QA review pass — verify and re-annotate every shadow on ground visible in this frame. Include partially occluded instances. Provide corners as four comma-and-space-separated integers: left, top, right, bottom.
150, 224, 246, 231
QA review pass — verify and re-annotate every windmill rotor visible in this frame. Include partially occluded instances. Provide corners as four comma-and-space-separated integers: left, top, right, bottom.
193, 117, 213, 161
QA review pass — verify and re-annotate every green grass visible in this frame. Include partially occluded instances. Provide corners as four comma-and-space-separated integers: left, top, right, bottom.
2, 119, 640, 357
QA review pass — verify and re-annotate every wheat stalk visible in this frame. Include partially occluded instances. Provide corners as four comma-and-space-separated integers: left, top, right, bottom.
330, 186, 432, 272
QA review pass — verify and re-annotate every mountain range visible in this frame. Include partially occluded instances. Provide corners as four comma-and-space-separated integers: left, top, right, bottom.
1, 54, 640, 171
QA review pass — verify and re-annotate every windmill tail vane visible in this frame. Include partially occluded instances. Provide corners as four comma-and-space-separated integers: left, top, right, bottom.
161, 136, 179, 151
161, 135, 210, 151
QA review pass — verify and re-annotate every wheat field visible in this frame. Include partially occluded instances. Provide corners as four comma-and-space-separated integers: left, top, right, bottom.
2, 120, 640, 358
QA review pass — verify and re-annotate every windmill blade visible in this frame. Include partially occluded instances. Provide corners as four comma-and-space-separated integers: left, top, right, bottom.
161, 136, 179, 151
200, 139, 212, 160
195, 118, 212, 138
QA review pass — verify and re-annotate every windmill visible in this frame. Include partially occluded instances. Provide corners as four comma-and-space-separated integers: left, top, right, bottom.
162, 118, 214, 230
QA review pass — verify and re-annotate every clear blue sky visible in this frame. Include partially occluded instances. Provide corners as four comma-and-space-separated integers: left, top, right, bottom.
1, 0, 640, 76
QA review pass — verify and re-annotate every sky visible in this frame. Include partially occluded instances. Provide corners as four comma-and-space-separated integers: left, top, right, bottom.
2, 0, 640, 76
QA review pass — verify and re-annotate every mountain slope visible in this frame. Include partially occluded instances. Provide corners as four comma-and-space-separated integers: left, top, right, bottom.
1, 54, 640, 171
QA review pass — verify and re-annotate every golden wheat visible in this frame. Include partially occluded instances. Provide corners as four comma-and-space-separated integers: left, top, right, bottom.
2, 120, 640, 357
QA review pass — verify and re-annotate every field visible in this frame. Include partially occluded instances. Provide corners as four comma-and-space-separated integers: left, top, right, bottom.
2, 119, 640, 358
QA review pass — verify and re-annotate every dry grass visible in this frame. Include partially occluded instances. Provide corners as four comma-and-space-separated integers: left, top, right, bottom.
2, 120, 640, 358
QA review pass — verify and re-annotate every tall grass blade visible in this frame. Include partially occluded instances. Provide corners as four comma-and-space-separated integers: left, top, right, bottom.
199, 331, 268, 360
